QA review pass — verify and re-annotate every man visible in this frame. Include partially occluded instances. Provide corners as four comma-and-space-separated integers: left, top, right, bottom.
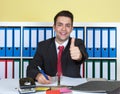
27, 10, 88, 84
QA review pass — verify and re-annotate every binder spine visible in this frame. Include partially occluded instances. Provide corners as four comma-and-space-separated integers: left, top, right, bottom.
45, 27, 53, 40
109, 27, 117, 57
86, 27, 94, 57
6, 28, 13, 56
30, 28, 38, 57
13, 27, 21, 57
101, 28, 109, 57
94, 28, 101, 57
0, 28, 6, 56
22, 28, 30, 57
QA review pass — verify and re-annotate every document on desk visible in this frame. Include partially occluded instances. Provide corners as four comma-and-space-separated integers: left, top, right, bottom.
36, 76, 87, 87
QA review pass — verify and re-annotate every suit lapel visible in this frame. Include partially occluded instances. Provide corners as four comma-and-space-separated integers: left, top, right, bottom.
48, 39, 57, 67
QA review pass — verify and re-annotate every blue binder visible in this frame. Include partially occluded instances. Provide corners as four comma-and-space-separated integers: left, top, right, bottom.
86, 27, 94, 57
101, 28, 109, 57
94, 28, 101, 57
0, 28, 6, 56
70, 27, 77, 38
38, 28, 45, 42
76, 27, 84, 40
6, 28, 13, 56
13, 28, 21, 56
109, 27, 116, 57
45, 27, 53, 40
30, 28, 38, 57
23, 28, 30, 57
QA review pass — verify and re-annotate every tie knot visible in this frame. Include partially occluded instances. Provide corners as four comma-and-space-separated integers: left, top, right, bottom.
58, 46, 64, 51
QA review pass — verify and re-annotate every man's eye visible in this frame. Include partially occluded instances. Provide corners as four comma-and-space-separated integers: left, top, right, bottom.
66, 25, 71, 28
57, 24, 62, 26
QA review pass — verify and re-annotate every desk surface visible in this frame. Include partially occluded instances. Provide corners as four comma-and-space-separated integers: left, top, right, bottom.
0, 76, 107, 94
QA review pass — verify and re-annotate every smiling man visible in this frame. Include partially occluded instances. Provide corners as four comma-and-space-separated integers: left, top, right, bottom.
27, 10, 88, 84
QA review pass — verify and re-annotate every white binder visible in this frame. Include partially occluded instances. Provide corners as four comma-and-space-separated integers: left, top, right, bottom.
94, 60, 101, 78
6, 60, 13, 78
14, 60, 20, 79
110, 60, 116, 80
23, 60, 29, 78
0, 60, 6, 79
102, 60, 108, 80
87, 61, 93, 78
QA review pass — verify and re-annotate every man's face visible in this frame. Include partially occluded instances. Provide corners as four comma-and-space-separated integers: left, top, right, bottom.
53, 16, 73, 44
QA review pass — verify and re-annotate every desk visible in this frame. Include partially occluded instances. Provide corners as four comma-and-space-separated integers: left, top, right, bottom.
0, 76, 107, 94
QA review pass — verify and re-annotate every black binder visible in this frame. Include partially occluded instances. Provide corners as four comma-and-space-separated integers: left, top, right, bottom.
71, 81, 120, 93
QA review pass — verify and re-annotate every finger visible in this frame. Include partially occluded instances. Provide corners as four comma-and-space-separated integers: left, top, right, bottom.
70, 38, 75, 48
38, 74, 51, 84
42, 75, 51, 84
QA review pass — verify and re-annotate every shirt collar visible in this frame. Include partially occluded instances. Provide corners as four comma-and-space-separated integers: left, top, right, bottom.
55, 39, 69, 50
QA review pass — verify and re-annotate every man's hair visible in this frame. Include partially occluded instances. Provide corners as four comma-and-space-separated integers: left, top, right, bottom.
54, 10, 74, 25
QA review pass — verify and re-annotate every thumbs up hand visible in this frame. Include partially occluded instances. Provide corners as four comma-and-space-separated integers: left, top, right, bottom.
70, 38, 82, 60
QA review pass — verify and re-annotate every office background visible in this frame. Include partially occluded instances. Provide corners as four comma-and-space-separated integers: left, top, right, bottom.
0, 0, 120, 22
0, 0, 120, 80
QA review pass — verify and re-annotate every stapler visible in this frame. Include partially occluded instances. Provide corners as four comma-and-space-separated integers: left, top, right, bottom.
19, 77, 36, 94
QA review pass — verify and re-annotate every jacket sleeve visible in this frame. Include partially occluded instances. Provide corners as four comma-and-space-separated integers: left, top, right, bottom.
76, 39, 88, 63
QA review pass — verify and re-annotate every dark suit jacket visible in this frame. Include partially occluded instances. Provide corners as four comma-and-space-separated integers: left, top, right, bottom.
27, 37, 88, 79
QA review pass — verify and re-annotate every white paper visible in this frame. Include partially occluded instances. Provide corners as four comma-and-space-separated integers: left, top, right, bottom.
36, 76, 87, 87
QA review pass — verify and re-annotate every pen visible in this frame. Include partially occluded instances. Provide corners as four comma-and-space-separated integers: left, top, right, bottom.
37, 66, 49, 80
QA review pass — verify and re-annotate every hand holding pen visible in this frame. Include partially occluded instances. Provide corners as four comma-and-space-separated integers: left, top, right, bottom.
36, 66, 52, 84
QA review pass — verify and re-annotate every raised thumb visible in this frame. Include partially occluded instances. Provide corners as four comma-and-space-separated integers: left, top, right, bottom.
70, 38, 75, 47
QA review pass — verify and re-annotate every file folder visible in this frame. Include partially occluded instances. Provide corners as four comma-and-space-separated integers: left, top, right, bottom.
6, 60, 14, 78
109, 60, 116, 80
109, 27, 117, 57
14, 60, 20, 79
76, 27, 84, 40
94, 60, 101, 78
94, 28, 101, 57
30, 28, 37, 57
22, 60, 29, 78
86, 28, 94, 57
13, 27, 21, 56
70, 28, 76, 38
45, 27, 53, 40
38, 28, 45, 42
6, 28, 13, 56
0, 28, 6, 56
23, 28, 30, 57
0, 60, 6, 79
86, 60, 93, 78
102, 60, 108, 80
102, 28, 109, 57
